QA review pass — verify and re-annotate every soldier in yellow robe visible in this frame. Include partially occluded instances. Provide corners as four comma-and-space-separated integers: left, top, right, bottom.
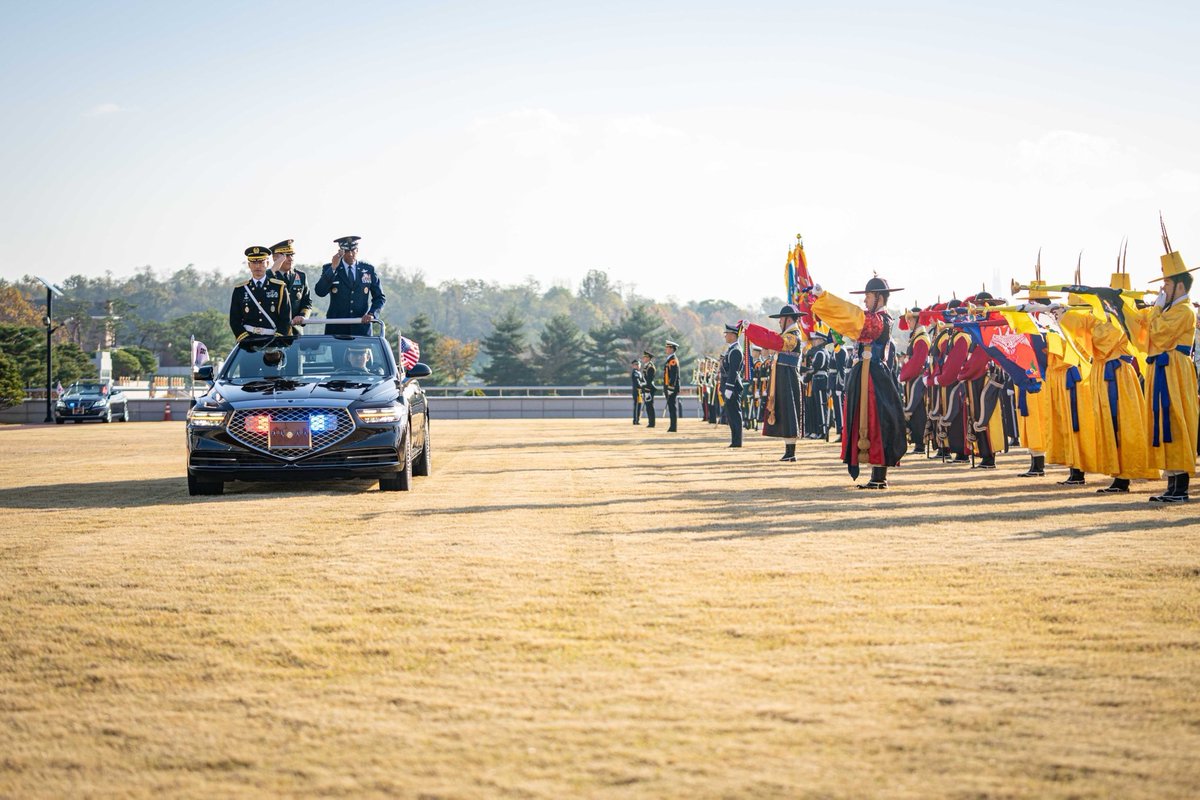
1056, 275, 1157, 493
1130, 244, 1199, 502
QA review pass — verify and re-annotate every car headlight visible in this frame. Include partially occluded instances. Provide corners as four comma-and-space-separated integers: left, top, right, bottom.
92, 399, 108, 407
188, 409, 228, 428
355, 405, 404, 424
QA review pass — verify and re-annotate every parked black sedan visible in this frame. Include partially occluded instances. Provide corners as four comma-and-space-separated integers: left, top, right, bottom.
56, 379, 129, 423
186, 327, 431, 495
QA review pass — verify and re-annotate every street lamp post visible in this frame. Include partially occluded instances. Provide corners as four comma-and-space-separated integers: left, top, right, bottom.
36, 277, 64, 423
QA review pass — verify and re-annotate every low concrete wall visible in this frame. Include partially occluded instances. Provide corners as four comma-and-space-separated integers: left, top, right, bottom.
1, 397, 691, 423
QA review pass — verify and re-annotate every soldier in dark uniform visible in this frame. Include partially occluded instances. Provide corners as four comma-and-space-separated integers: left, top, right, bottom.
229, 246, 293, 342
663, 340, 681, 432
830, 337, 850, 441
639, 351, 657, 428
721, 324, 744, 447
630, 359, 643, 424
313, 235, 386, 335
270, 239, 313, 335
806, 330, 834, 439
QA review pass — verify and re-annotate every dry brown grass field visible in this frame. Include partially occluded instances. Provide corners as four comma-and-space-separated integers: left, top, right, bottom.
1, 417, 1199, 799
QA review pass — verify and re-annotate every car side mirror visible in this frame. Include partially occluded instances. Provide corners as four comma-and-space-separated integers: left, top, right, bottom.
405, 362, 432, 380
194, 365, 214, 382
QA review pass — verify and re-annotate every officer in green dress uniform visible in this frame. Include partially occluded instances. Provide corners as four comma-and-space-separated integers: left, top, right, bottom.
640, 351, 657, 428
229, 246, 293, 342
270, 239, 312, 335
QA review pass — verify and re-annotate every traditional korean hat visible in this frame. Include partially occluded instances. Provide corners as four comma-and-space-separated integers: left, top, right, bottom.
768, 303, 804, 318
848, 274, 903, 294
1110, 238, 1131, 291
1149, 215, 1197, 282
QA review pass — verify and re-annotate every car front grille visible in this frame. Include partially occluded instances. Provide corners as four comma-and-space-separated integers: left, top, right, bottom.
227, 407, 355, 460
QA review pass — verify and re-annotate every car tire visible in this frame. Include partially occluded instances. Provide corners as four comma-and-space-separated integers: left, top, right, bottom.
187, 473, 224, 496
412, 414, 431, 477
120, 403, 128, 421
379, 429, 412, 491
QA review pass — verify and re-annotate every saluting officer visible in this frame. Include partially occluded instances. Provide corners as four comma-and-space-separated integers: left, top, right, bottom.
640, 350, 657, 428
314, 235, 386, 335
229, 246, 293, 342
663, 340, 681, 432
721, 324, 744, 447
270, 239, 312, 335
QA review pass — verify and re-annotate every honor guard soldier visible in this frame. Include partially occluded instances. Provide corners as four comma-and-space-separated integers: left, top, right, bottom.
270, 239, 313, 335
663, 340, 681, 432
229, 246, 293, 342
721, 324, 744, 447
314, 235, 386, 335
640, 351, 657, 428
630, 359, 644, 424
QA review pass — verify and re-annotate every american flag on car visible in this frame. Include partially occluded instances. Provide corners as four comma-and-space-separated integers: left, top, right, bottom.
399, 336, 420, 370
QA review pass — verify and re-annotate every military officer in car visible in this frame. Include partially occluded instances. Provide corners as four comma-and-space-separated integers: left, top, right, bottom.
229, 245, 293, 342
313, 235, 386, 335
270, 239, 312, 335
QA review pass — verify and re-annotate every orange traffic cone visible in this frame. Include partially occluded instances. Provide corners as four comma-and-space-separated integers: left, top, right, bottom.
163, 403, 172, 421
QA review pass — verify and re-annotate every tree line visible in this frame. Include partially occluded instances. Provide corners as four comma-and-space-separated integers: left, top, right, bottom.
0, 265, 782, 397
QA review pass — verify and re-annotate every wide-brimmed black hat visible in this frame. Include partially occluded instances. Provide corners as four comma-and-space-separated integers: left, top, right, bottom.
768, 304, 804, 319
849, 276, 904, 294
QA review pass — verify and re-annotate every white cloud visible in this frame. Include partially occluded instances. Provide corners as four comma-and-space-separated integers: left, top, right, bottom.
1018, 130, 1125, 170
84, 103, 121, 117
1158, 169, 1200, 194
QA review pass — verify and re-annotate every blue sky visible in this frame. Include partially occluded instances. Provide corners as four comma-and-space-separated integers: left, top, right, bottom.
1, 1, 1198, 306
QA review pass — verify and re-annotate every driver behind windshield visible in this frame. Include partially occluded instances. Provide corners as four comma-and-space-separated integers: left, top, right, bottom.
341, 346, 375, 375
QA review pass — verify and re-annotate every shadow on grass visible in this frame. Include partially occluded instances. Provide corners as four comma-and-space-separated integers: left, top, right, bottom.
0, 477, 380, 509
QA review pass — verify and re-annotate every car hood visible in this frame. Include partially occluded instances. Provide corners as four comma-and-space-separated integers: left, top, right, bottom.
213, 379, 399, 409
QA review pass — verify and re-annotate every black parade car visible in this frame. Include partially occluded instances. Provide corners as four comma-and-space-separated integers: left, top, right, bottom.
186, 321, 431, 495
55, 378, 129, 423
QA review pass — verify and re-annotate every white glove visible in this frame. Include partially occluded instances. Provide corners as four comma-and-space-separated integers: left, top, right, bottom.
723, 389, 732, 400
811, 283, 825, 298
1154, 288, 1168, 309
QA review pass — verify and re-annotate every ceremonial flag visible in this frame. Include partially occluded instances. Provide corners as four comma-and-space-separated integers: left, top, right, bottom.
399, 336, 421, 370
55, 380, 64, 398
191, 339, 209, 368
956, 320, 1045, 391
785, 237, 817, 337
1062, 285, 1134, 343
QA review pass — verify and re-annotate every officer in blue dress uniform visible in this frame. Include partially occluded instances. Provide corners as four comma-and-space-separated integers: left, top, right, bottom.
721, 323, 744, 447
229, 246, 293, 342
313, 236, 386, 335
270, 239, 312, 335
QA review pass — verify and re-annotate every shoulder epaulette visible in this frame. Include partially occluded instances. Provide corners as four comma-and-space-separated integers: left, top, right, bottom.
268, 278, 286, 285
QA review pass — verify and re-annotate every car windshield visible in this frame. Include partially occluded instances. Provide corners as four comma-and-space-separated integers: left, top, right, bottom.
221, 336, 393, 384
69, 381, 107, 396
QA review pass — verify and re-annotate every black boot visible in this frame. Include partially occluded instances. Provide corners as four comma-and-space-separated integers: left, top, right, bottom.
1097, 477, 1130, 494
1151, 473, 1189, 503
1018, 454, 1045, 477
858, 466, 888, 489
973, 454, 996, 470
1058, 468, 1086, 486
780, 443, 796, 462
951, 453, 970, 464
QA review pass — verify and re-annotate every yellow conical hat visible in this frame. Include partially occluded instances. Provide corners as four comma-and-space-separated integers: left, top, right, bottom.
1149, 215, 1197, 282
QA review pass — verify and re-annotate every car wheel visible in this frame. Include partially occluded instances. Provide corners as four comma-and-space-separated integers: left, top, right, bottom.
187, 473, 224, 496
412, 414, 431, 477
379, 429, 412, 491
120, 403, 128, 421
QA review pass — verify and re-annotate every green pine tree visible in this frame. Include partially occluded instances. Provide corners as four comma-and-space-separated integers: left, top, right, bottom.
533, 314, 590, 385
585, 322, 627, 384
0, 351, 25, 410
618, 304, 667, 359
477, 308, 536, 385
